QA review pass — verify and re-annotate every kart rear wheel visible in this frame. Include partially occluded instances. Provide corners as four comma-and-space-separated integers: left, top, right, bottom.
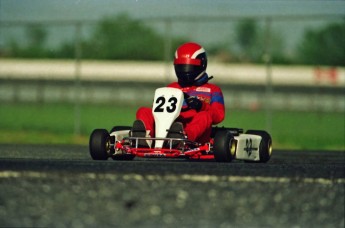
89, 129, 111, 160
213, 130, 236, 162
245, 130, 272, 163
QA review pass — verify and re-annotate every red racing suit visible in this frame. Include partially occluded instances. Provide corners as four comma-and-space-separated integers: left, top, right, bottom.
136, 82, 225, 143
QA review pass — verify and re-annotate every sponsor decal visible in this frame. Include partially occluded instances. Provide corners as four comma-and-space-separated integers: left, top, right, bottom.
144, 153, 166, 158
199, 97, 211, 104
244, 139, 258, 157
196, 87, 211, 92
184, 148, 200, 153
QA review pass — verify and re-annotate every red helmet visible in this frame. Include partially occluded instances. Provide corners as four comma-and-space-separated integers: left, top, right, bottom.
174, 42, 207, 85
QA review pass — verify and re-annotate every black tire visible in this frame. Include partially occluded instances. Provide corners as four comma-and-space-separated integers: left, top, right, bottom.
89, 129, 111, 160
245, 130, 272, 163
213, 130, 236, 162
212, 126, 243, 137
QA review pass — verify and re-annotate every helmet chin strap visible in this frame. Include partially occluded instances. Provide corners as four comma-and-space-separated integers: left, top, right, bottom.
194, 70, 206, 81
194, 73, 213, 86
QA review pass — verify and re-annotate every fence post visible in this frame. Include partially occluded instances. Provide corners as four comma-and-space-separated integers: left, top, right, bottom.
74, 22, 82, 136
264, 17, 273, 133
164, 19, 172, 83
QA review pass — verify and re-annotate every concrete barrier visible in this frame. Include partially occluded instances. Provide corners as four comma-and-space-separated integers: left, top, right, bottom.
1, 59, 344, 87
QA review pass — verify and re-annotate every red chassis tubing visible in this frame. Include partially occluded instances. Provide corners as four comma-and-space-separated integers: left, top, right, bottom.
114, 138, 214, 160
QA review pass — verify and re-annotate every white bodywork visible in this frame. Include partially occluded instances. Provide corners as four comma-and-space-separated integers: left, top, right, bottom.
234, 134, 262, 161
110, 130, 129, 141
109, 87, 184, 149
152, 87, 184, 148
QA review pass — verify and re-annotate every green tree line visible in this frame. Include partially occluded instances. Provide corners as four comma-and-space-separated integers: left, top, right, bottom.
3, 14, 344, 66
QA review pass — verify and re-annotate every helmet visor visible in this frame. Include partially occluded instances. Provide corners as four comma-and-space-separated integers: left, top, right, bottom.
174, 64, 203, 83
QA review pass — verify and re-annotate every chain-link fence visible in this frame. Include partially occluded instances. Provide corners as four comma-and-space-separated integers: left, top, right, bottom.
1, 14, 344, 62
0, 15, 344, 135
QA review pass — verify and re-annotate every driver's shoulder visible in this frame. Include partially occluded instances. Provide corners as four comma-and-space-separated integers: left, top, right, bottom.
167, 82, 180, 88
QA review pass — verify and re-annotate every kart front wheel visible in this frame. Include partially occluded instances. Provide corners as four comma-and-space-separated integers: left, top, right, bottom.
109, 126, 135, 161
245, 130, 272, 163
89, 129, 111, 160
213, 130, 236, 162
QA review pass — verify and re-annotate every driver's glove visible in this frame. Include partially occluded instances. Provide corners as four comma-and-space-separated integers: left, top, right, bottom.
186, 96, 202, 111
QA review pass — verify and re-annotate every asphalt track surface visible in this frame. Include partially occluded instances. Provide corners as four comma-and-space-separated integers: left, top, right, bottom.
0, 144, 344, 228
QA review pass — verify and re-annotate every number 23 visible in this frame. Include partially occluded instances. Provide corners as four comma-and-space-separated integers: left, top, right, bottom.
154, 96, 177, 113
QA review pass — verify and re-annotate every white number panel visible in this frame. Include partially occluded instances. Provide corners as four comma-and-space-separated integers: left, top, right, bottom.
152, 87, 184, 148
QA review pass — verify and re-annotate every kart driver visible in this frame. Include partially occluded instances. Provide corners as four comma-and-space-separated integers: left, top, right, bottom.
131, 42, 225, 146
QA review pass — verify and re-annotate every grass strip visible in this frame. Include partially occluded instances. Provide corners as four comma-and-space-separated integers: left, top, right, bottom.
0, 103, 344, 150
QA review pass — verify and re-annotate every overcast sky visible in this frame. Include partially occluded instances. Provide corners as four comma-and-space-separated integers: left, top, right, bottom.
1, 0, 344, 21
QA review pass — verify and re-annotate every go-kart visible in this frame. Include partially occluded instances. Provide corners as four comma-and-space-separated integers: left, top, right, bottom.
89, 87, 272, 162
